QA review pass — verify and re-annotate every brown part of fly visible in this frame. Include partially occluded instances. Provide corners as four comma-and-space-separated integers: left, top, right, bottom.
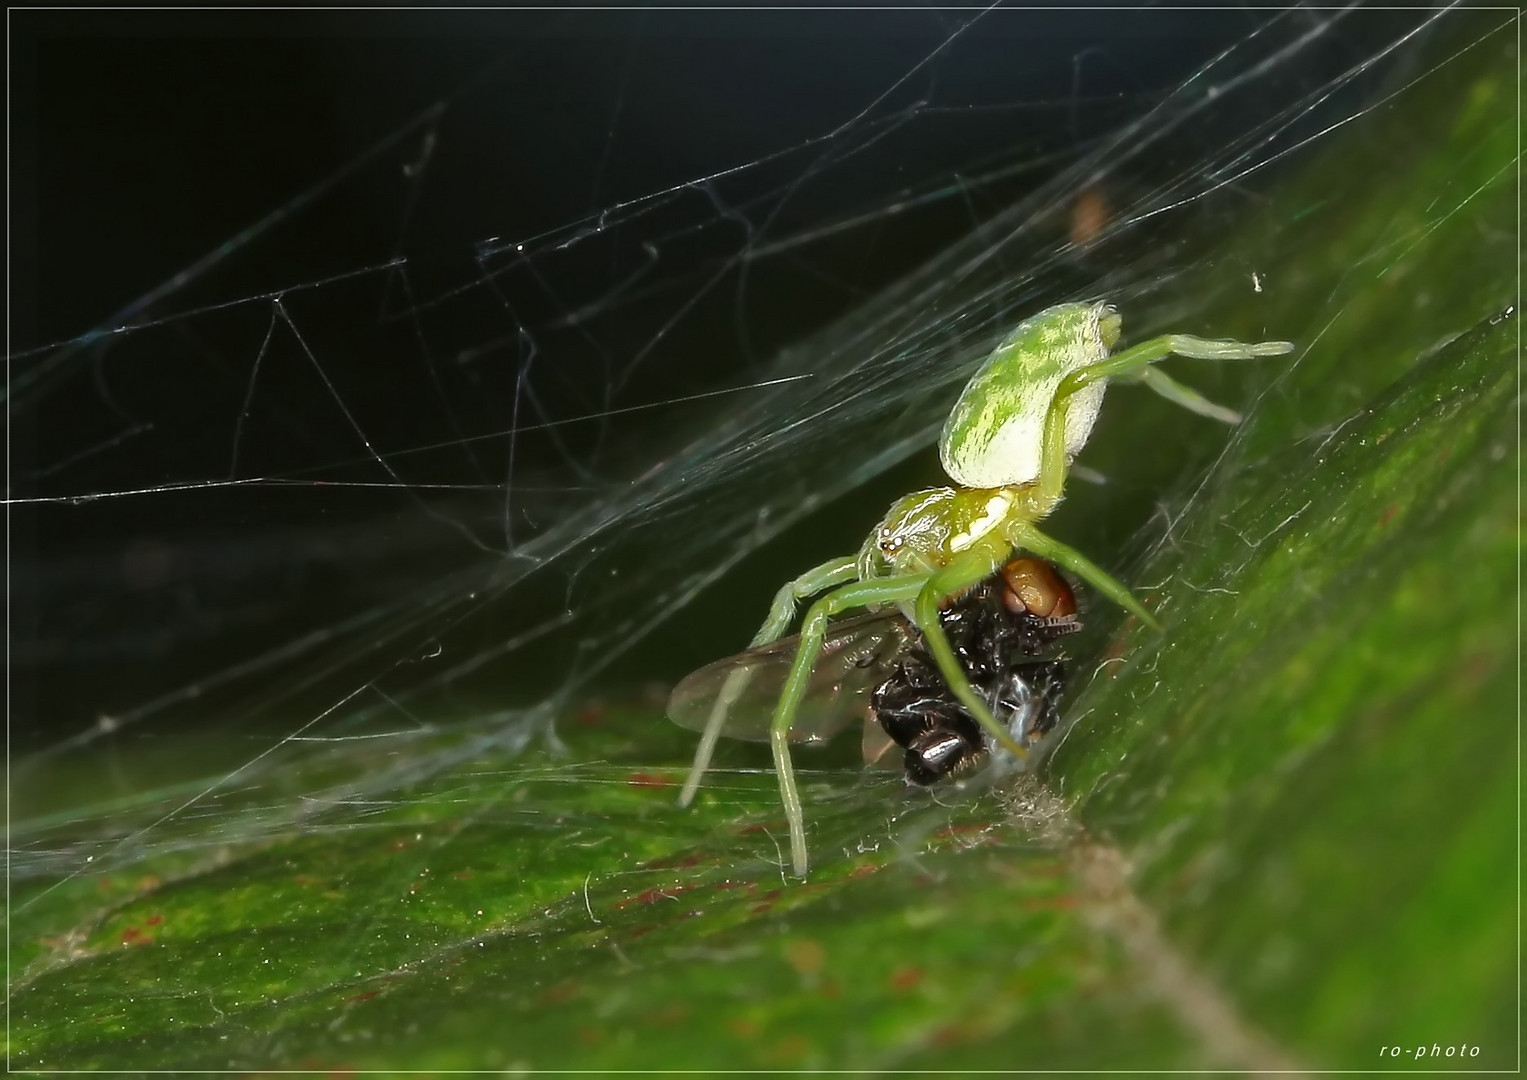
1000, 557, 1077, 619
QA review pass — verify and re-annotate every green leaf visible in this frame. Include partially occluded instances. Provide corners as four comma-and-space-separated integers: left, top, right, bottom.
12, 21, 1515, 1073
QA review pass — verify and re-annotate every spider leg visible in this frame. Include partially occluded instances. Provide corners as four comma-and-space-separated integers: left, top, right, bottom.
678, 555, 857, 808
913, 550, 1028, 760
771, 574, 929, 877
751, 555, 862, 648
675, 665, 759, 809
1009, 519, 1161, 632
1122, 366, 1241, 425
1025, 328, 1292, 628
1038, 331, 1292, 504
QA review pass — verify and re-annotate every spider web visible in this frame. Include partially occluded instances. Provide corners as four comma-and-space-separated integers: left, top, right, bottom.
8, 5, 1494, 940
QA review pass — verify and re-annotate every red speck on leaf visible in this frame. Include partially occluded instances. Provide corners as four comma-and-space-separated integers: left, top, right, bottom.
763, 1033, 812, 1065
543, 980, 581, 1005
626, 771, 673, 788
649, 1002, 691, 1026
617, 884, 690, 909
737, 820, 787, 836
784, 938, 825, 976
932, 1021, 973, 1047
713, 878, 760, 895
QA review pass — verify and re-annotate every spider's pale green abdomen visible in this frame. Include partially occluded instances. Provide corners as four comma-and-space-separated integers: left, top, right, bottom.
939, 301, 1120, 489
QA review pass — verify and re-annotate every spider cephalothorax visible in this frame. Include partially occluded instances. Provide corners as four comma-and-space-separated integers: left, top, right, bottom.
673, 299, 1293, 876
858, 487, 1041, 580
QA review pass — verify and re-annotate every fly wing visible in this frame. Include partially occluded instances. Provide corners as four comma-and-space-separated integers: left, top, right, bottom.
667, 610, 912, 745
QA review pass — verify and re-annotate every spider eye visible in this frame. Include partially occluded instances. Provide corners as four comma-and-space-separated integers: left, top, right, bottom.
1098, 303, 1122, 349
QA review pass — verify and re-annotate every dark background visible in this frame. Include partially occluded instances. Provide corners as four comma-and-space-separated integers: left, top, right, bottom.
10, 7, 1407, 751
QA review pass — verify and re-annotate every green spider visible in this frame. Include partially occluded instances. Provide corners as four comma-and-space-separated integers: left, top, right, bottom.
672, 300, 1293, 877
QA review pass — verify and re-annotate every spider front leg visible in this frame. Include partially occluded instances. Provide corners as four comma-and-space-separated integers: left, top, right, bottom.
770, 574, 930, 877
678, 555, 858, 808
